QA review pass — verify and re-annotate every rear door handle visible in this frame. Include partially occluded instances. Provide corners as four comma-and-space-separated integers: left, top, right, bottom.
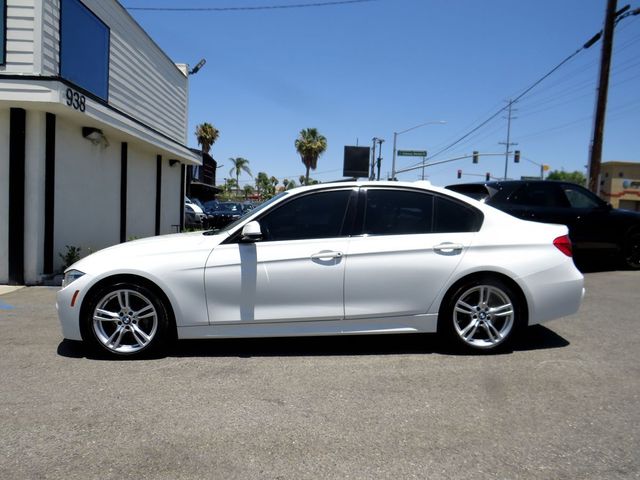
433, 243, 464, 254
311, 250, 343, 260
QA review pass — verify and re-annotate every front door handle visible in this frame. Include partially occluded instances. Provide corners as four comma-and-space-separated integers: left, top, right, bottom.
433, 243, 464, 255
310, 250, 343, 260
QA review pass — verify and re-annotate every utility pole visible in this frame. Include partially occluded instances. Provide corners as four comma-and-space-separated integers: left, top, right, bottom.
376, 138, 384, 181
587, 0, 617, 194
370, 138, 378, 180
498, 99, 518, 180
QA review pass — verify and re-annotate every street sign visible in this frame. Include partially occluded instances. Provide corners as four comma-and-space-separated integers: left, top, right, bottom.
397, 150, 427, 157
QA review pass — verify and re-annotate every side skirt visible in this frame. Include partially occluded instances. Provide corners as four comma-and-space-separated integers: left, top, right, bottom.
176, 314, 439, 339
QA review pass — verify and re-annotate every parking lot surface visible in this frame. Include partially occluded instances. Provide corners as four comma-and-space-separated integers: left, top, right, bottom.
1, 271, 639, 480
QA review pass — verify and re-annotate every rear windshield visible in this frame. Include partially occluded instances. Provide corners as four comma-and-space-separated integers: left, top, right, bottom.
446, 184, 491, 202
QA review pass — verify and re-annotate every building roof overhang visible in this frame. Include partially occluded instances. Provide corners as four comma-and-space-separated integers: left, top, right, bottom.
0, 76, 201, 166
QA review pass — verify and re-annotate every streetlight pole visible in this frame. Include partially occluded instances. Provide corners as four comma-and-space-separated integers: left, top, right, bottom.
391, 120, 446, 180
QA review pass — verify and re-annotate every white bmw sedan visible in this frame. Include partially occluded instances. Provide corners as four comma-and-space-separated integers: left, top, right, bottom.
57, 181, 584, 357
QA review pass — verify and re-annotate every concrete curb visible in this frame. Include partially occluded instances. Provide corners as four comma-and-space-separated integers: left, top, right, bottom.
0, 286, 25, 296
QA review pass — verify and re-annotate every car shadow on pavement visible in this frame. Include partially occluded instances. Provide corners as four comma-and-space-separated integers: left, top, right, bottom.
56, 325, 569, 360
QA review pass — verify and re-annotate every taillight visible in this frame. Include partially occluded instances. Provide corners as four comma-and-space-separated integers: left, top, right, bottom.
553, 235, 573, 257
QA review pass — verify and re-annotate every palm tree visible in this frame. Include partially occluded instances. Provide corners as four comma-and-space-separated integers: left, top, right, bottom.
255, 172, 271, 199
194, 122, 220, 154
295, 128, 327, 185
243, 184, 255, 200
229, 157, 252, 197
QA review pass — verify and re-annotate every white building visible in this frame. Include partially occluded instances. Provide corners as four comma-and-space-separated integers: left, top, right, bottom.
1, 0, 201, 284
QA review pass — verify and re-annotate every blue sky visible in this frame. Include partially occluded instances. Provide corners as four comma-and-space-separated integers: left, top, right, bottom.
125, 0, 640, 187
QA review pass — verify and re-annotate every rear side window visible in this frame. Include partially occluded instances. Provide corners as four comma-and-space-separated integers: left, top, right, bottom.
364, 190, 433, 235
434, 196, 483, 233
363, 189, 483, 235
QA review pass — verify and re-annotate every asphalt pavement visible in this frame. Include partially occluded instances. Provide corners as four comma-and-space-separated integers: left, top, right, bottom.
0, 271, 638, 479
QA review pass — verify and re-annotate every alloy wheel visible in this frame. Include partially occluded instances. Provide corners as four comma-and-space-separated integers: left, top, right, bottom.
92, 289, 158, 355
453, 285, 515, 349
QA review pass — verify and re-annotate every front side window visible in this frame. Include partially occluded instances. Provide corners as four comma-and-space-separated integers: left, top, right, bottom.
60, 0, 110, 100
508, 183, 569, 208
259, 190, 352, 241
562, 185, 603, 209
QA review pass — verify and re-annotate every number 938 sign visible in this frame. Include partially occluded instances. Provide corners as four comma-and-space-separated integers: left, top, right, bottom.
65, 87, 86, 112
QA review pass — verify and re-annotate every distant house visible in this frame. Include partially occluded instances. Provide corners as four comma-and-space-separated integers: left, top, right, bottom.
599, 161, 640, 211
0, 0, 201, 284
187, 149, 221, 202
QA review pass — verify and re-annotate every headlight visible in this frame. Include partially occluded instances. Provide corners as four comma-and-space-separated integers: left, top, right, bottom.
62, 269, 85, 288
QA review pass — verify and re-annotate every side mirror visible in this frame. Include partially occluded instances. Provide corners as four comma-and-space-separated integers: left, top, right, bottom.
241, 221, 263, 242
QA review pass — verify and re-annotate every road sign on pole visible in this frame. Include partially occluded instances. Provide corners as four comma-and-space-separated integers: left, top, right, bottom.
397, 150, 427, 157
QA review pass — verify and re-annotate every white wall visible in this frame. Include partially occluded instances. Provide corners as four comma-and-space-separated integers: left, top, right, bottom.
23, 110, 46, 283
1, 0, 37, 74
0, 109, 10, 283
126, 145, 155, 240
161, 159, 182, 234
54, 116, 120, 272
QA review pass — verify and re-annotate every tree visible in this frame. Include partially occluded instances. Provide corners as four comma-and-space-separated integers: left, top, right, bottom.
229, 157, 252, 197
546, 170, 586, 186
255, 172, 272, 199
283, 178, 297, 190
243, 184, 255, 199
295, 128, 327, 185
194, 122, 220, 154
219, 178, 238, 198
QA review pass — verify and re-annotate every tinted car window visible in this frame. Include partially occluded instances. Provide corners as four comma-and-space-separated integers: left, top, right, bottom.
434, 196, 483, 232
363, 189, 434, 235
562, 185, 602, 209
259, 190, 351, 241
508, 183, 569, 208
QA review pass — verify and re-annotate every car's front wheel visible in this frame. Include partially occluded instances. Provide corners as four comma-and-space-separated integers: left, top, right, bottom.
440, 277, 523, 353
82, 282, 170, 358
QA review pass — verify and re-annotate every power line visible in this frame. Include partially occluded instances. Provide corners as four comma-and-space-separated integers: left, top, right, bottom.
428, 8, 640, 162
126, 0, 377, 11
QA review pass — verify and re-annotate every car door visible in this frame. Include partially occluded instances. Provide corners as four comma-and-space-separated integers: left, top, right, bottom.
204, 188, 355, 324
344, 188, 483, 319
559, 183, 619, 252
494, 182, 571, 224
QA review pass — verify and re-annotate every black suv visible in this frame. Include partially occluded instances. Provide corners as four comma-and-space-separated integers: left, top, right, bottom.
446, 180, 640, 269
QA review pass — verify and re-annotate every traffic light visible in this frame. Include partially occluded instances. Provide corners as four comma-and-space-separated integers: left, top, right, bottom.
472, 151, 479, 164
514, 150, 520, 163
485, 172, 490, 181
457, 169, 462, 179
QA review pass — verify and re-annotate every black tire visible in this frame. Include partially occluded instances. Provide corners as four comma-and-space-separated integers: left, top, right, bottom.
439, 277, 524, 353
622, 230, 640, 270
81, 281, 171, 358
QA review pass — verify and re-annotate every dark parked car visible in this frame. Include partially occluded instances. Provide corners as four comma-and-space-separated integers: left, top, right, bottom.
446, 180, 640, 269
205, 201, 244, 229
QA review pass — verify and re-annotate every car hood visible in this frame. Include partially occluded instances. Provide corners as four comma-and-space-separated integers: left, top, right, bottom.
67, 231, 229, 275
610, 207, 640, 221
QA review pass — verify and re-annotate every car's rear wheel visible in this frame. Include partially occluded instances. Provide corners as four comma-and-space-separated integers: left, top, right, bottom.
440, 278, 522, 353
82, 282, 170, 358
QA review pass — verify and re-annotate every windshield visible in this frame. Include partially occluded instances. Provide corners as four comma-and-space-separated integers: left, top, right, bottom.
204, 191, 290, 235
215, 202, 242, 213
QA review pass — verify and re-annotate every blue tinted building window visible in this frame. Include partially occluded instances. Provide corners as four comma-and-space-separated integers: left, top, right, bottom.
60, 0, 110, 100
1, 0, 6, 65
